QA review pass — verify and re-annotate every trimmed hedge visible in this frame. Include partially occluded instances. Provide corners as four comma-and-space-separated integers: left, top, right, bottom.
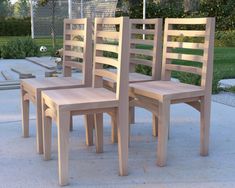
0, 17, 31, 36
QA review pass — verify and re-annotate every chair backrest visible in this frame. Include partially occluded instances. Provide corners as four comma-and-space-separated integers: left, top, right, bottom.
93, 17, 130, 100
129, 18, 163, 80
161, 18, 215, 91
63, 18, 93, 86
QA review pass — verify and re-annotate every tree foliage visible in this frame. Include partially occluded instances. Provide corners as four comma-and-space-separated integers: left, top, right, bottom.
13, 0, 30, 18
0, 0, 12, 18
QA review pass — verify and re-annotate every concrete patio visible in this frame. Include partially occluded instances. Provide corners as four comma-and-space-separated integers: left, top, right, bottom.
0, 89, 235, 187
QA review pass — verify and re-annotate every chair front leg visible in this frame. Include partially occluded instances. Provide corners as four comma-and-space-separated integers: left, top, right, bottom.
57, 111, 70, 186
21, 88, 29, 138
94, 113, 103, 153
117, 105, 129, 176
42, 99, 52, 160
36, 94, 43, 154
157, 99, 170, 167
200, 96, 211, 156
42, 115, 52, 160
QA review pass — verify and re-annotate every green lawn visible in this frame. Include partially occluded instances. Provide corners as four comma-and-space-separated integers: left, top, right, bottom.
0, 36, 63, 56
0, 36, 235, 93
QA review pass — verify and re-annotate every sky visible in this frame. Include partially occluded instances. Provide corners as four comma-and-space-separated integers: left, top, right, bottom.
10, 0, 18, 4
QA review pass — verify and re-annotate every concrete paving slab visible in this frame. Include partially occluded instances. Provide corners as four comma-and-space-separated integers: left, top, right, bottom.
26, 57, 57, 70
219, 79, 235, 88
0, 89, 235, 187
0, 59, 50, 80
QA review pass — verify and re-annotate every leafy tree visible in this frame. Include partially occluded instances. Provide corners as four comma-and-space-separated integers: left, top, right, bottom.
38, 0, 56, 49
200, 0, 235, 30
13, 0, 30, 18
0, 0, 12, 18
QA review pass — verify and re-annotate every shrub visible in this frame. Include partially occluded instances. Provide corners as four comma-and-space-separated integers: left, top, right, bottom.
129, 2, 184, 19
0, 17, 31, 36
1, 37, 39, 59
215, 30, 235, 47
199, 0, 235, 31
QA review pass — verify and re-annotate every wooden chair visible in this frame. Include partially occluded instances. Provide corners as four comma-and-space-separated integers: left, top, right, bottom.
101, 18, 163, 143
41, 17, 130, 185
20, 18, 93, 154
129, 18, 215, 166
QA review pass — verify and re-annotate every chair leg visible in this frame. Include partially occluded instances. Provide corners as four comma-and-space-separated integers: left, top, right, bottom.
94, 113, 103, 153
200, 96, 211, 156
111, 113, 118, 143
21, 89, 29, 138
129, 106, 135, 124
69, 114, 73, 131
57, 111, 70, 186
157, 100, 170, 167
43, 115, 52, 161
84, 114, 94, 146
36, 94, 43, 154
152, 114, 158, 137
117, 106, 129, 176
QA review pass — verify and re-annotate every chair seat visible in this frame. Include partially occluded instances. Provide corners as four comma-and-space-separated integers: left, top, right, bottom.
129, 81, 205, 101
21, 77, 82, 93
42, 87, 118, 111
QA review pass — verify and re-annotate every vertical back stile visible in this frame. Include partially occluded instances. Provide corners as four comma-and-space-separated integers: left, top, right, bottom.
83, 18, 93, 87
116, 17, 130, 100
161, 19, 171, 81
201, 18, 215, 90
152, 19, 163, 81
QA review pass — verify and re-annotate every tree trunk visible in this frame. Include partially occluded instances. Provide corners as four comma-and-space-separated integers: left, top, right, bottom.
184, 0, 199, 12
51, 0, 56, 50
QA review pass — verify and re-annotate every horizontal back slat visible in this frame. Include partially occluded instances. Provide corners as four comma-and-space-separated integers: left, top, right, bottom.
95, 57, 119, 67
167, 30, 206, 37
165, 64, 202, 75
166, 18, 208, 24
64, 40, 84, 47
64, 51, 83, 59
96, 44, 119, 53
130, 18, 158, 24
65, 30, 85, 36
95, 17, 123, 25
96, 31, 119, 40
166, 52, 204, 63
94, 69, 117, 81
167, 41, 204, 50
64, 18, 87, 25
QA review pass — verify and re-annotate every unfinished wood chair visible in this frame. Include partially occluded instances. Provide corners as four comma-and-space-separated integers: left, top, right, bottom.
129, 17, 215, 166
41, 17, 130, 186
103, 18, 163, 143
20, 18, 93, 154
